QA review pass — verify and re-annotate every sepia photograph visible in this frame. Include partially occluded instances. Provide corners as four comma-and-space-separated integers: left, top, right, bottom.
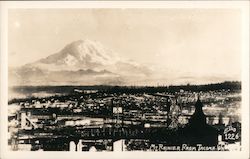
0, 1, 249, 159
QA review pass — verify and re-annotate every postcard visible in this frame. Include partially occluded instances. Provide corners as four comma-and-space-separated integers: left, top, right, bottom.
0, 1, 249, 159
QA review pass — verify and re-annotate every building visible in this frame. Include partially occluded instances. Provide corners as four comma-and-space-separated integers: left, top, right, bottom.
180, 97, 219, 146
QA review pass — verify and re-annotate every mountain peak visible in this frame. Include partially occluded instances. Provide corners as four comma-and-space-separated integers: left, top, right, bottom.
61, 39, 114, 63
36, 39, 120, 70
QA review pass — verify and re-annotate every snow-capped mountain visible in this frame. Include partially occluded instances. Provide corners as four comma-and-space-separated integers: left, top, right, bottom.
9, 39, 152, 86
32, 39, 119, 71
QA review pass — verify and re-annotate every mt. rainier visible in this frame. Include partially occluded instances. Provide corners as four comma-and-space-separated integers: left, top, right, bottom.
36, 39, 119, 71
9, 39, 152, 86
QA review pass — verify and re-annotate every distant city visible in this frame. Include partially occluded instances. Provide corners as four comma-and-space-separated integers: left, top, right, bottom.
8, 81, 241, 151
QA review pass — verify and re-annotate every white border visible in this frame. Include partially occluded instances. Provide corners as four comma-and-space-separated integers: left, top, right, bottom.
0, 1, 249, 159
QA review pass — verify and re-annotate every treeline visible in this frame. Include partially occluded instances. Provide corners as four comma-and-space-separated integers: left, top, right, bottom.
168, 81, 241, 93
8, 81, 241, 104
11, 81, 241, 94
10, 81, 241, 95
102, 81, 241, 94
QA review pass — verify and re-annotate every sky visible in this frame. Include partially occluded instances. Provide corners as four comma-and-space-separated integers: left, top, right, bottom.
8, 9, 242, 81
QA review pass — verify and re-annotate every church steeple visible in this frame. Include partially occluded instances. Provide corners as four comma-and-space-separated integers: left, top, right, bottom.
194, 96, 205, 115
183, 96, 219, 147
189, 96, 207, 126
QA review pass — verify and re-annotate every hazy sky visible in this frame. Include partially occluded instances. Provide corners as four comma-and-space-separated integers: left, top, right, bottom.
8, 9, 241, 80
